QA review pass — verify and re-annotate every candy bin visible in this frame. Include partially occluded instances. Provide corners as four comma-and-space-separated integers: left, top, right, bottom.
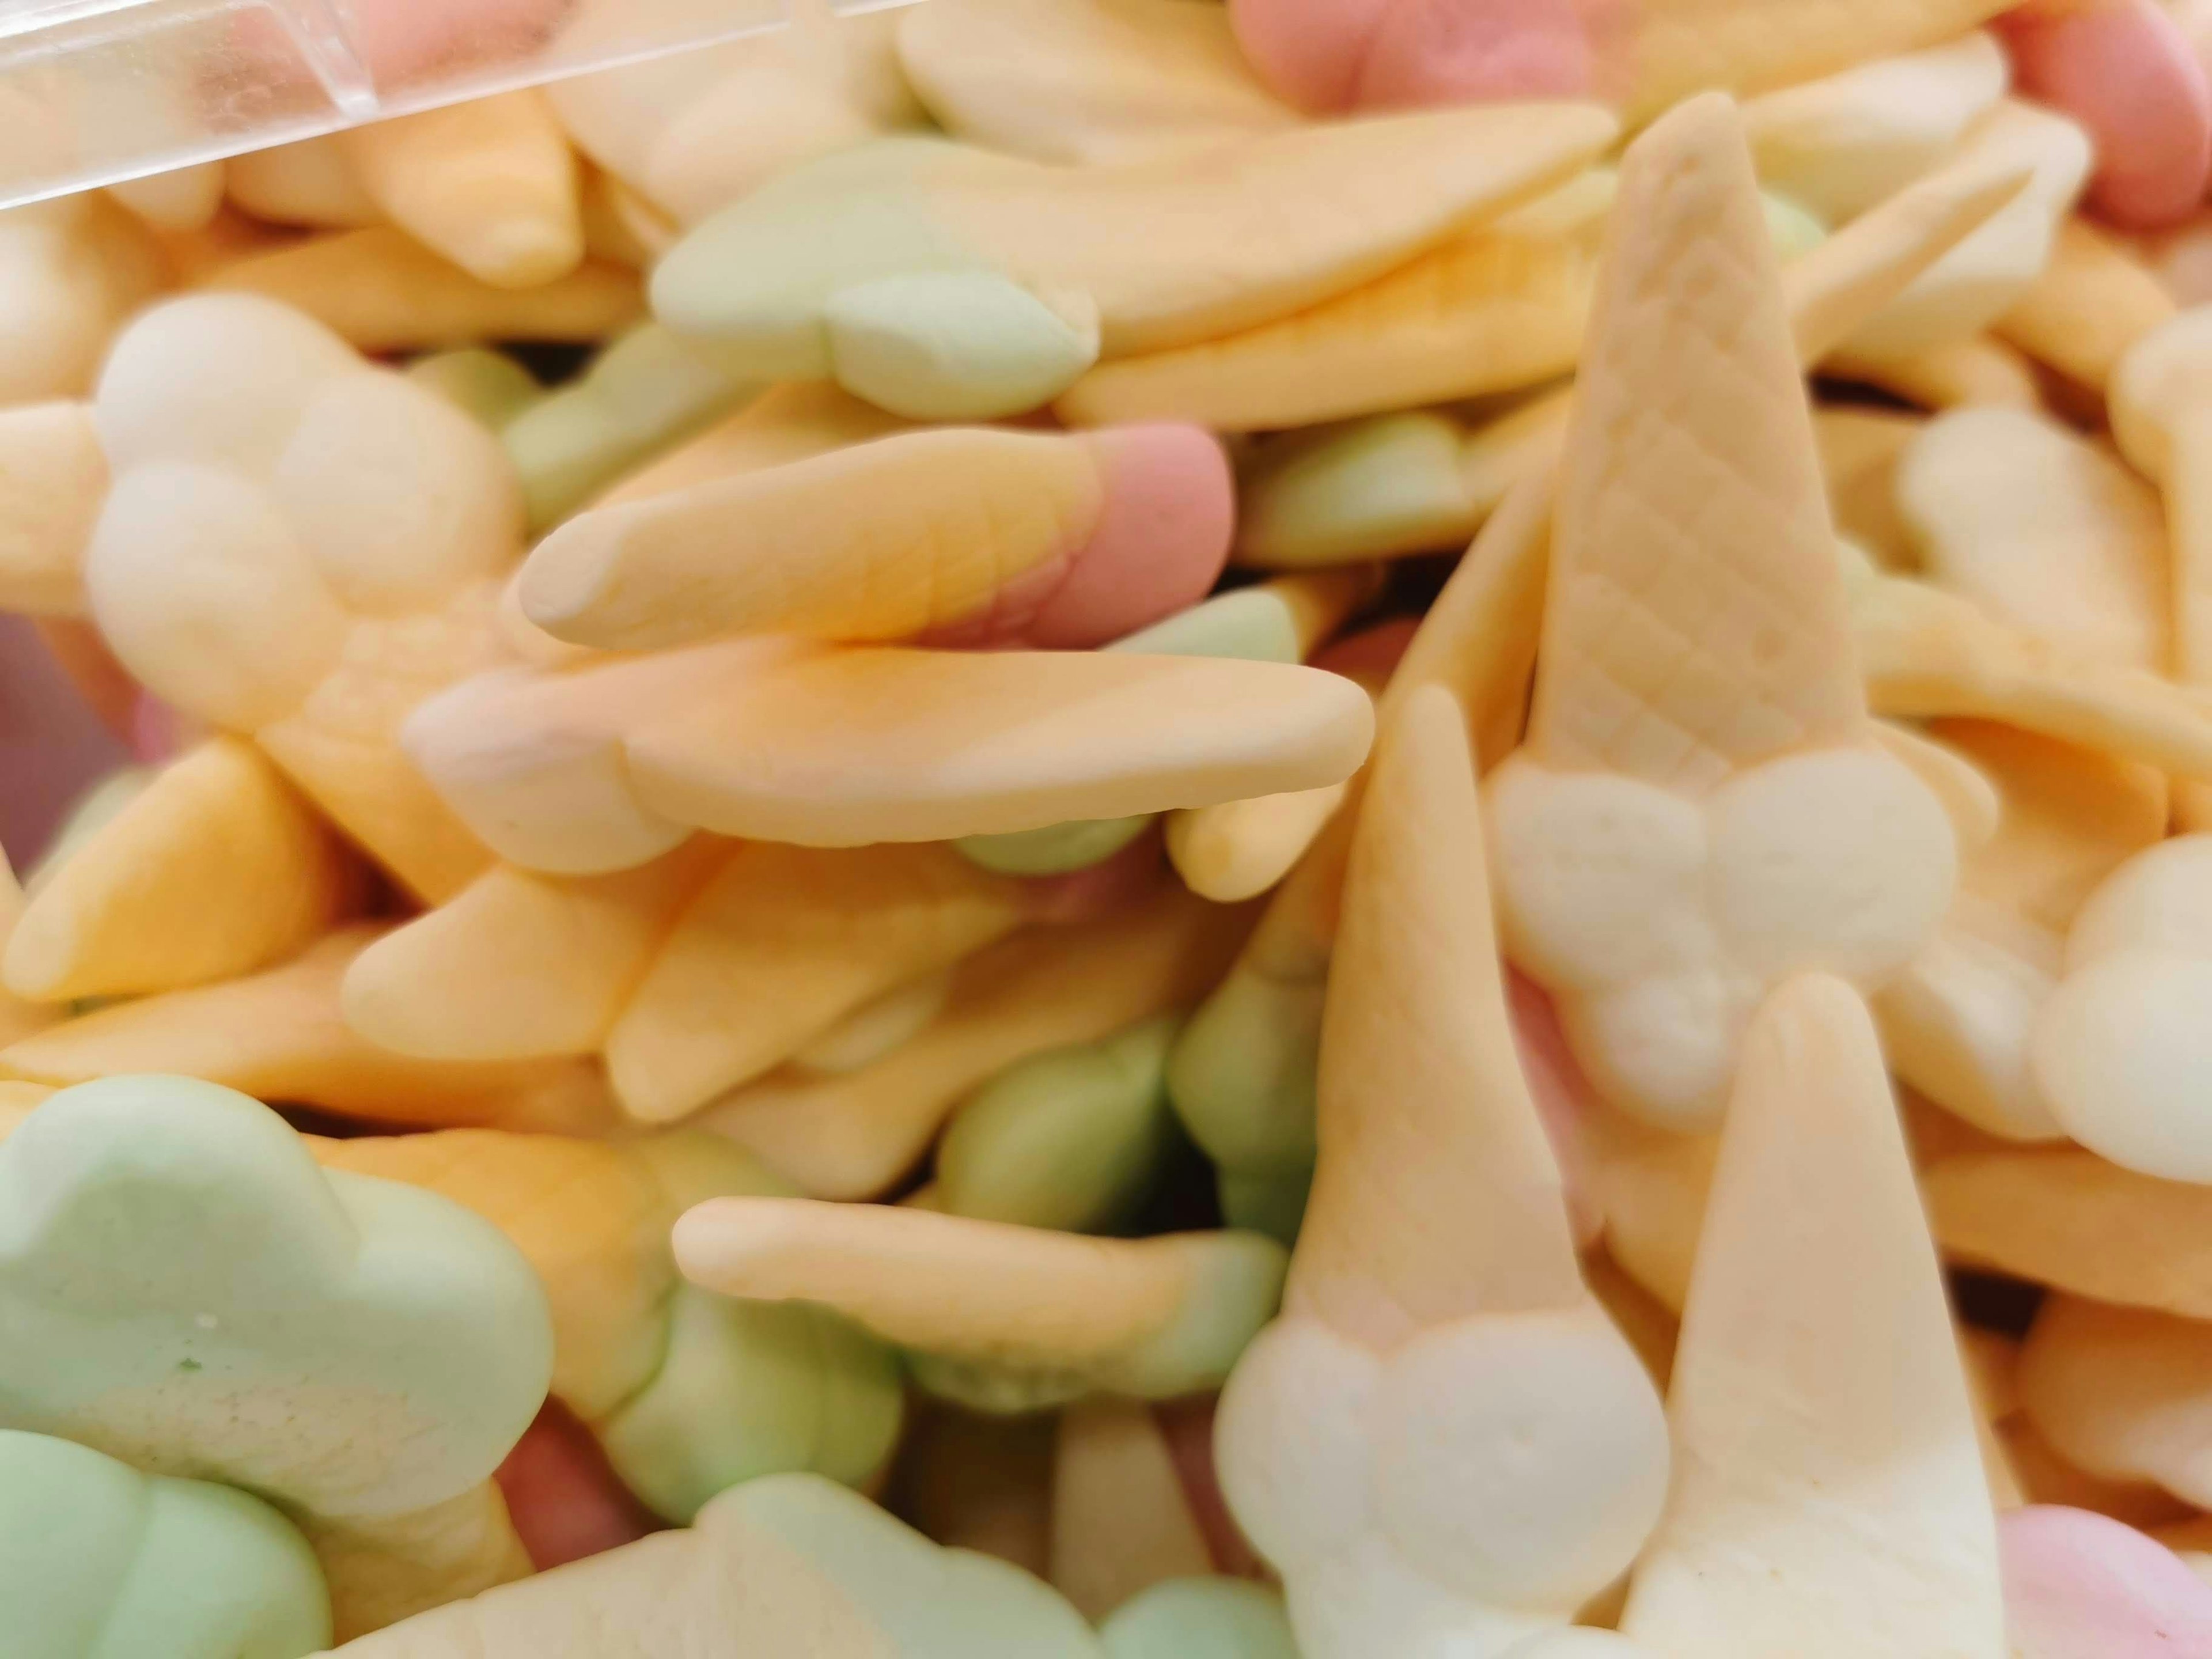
12, 1, 2212, 1653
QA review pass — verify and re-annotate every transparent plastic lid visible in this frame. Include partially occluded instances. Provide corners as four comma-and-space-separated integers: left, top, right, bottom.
0, 0, 829, 209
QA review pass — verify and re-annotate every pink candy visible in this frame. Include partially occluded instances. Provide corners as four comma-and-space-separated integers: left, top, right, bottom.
2002, 1506, 2212, 1656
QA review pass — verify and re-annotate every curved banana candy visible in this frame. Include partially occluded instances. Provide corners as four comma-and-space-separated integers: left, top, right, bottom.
1485, 94, 1956, 1133
1213, 687, 1670, 1659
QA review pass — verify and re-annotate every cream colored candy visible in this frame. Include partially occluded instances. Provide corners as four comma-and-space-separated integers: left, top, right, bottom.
1842, 99, 2092, 363
1166, 783, 1350, 905
1875, 722, 2165, 1142
650, 105, 1618, 418
1997, 216, 2177, 392
339, 93, 584, 289
226, 136, 383, 228
79, 293, 518, 902
0, 196, 165, 404
1830, 332, 2044, 411
0, 399, 105, 616
1215, 688, 1669, 1659
1816, 407, 1925, 569
675, 1198, 1287, 1413
107, 161, 228, 233
707, 887, 1245, 1200
550, 0, 925, 226
2017, 1295, 2212, 1510
897, 0, 1294, 164
195, 227, 642, 353
5, 737, 358, 1002
1741, 31, 2008, 224
1897, 407, 2169, 669
1617, 979, 2006, 1657
1050, 1399, 1212, 1622
1486, 95, 1955, 1132
2032, 836, 2212, 1180
1, 927, 619, 1135
406, 638, 1371, 863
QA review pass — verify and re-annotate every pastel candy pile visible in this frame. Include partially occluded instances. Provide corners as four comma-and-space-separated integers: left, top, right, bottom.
13, 0, 2212, 1653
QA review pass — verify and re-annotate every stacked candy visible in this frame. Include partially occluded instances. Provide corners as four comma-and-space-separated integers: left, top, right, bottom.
12, 1, 2212, 1654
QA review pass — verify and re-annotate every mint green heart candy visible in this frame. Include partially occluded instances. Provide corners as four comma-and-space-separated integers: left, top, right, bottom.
598, 1284, 903, 1525
935, 1016, 1180, 1233
404, 350, 543, 433
1101, 1580, 1298, 1659
503, 321, 763, 529
955, 589, 1308, 876
1236, 413, 1480, 569
0, 1077, 553, 1523
0, 1428, 331, 1659
1164, 962, 1320, 1245
724, 1472, 1104, 1657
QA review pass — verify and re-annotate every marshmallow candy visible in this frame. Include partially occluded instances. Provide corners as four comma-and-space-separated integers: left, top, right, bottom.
1486, 94, 1955, 1132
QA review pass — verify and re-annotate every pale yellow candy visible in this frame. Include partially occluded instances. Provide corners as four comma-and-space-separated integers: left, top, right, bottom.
2017, 1294, 2212, 1510
5, 737, 357, 1002
550, 0, 921, 226
897, 0, 1293, 165
1842, 99, 2092, 364
195, 227, 642, 352
1, 926, 620, 1135
407, 638, 1373, 862
1488, 96, 1954, 1132
1050, 1399, 1211, 1623
1874, 722, 2165, 1142
0, 856, 55, 1050
0, 196, 165, 403
1830, 331, 2044, 411
1582, 1100, 1718, 1316
107, 161, 227, 233
1617, 979, 2006, 1657
593, 380, 909, 509
1741, 31, 2008, 224
1997, 216, 2177, 392
1897, 407, 2169, 669
340, 92, 584, 289
0, 399, 105, 616
1215, 690, 1668, 1659
226, 136, 383, 228
1166, 783, 1350, 905
1815, 407, 1925, 569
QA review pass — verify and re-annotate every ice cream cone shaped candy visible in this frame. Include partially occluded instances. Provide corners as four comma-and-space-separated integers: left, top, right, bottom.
1, 1427, 333, 1659
337, 93, 583, 290
551, 0, 925, 228
2, 737, 360, 1003
1484, 94, 1956, 1132
1225, 0, 2012, 118
1050, 1397, 1214, 1621
675, 1198, 1287, 1415
1897, 408, 2170, 669
1614, 978, 2006, 1655
706, 884, 1246, 1200
0, 1078, 552, 1639
1874, 722, 2166, 1143
54, 293, 532, 903
2002, 1505, 2212, 1658
195, 229, 642, 354
518, 421, 1234, 654
0, 927, 620, 1135
0, 196, 165, 405
1213, 687, 1670, 1659
322, 1472, 1103, 1657
310, 1127, 902, 1526
897, 0, 1296, 165
2016, 1294, 2212, 1510
646, 104, 1618, 420
1996, 217, 2177, 393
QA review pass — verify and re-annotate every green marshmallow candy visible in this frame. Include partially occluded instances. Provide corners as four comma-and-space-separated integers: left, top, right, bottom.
1101, 1580, 1300, 1659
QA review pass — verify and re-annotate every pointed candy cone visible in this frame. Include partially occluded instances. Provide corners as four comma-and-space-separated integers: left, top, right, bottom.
1292, 685, 1583, 1347
0, 929, 620, 1134
1620, 975, 2005, 1658
1533, 92, 1862, 791
7, 737, 358, 1002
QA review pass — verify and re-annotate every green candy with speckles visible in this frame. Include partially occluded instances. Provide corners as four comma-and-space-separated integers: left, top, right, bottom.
0, 1429, 331, 1659
598, 1285, 904, 1525
935, 1016, 1181, 1232
1102, 1580, 1299, 1659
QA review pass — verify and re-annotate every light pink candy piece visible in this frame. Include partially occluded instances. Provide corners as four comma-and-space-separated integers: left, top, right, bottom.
1998, 0, 2212, 229
494, 1401, 661, 1570
1020, 832, 1171, 925
2002, 1506, 2212, 1656
920, 424, 1234, 653
1229, 0, 1606, 113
